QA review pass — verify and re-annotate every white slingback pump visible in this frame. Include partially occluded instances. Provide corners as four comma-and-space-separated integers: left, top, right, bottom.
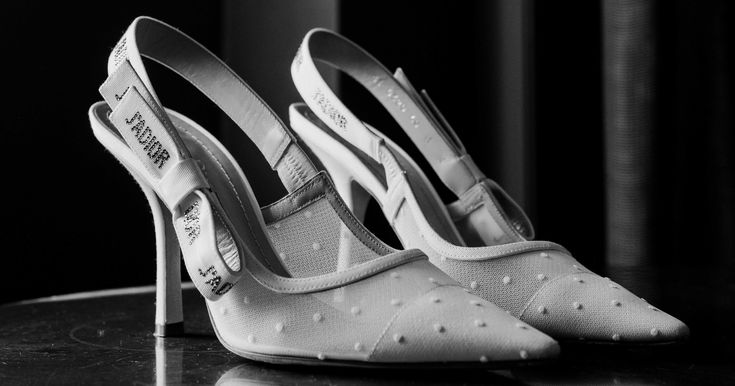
289, 28, 689, 345
88, 17, 559, 367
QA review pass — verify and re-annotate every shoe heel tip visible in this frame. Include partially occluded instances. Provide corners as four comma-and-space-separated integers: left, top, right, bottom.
154, 321, 185, 337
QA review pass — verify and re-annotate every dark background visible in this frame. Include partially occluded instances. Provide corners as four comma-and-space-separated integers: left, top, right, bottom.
2, 0, 732, 365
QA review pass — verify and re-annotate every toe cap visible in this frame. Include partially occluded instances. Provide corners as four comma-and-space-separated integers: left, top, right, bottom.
369, 285, 559, 363
520, 272, 689, 343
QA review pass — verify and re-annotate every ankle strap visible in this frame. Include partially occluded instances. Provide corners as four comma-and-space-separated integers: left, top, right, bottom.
291, 29, 485, 197
101, 16, 318, 193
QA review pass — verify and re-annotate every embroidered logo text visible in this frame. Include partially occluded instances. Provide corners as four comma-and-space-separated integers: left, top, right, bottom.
312, 89, 347, 130
198, 265, 233, 296
124, 111, 171, 169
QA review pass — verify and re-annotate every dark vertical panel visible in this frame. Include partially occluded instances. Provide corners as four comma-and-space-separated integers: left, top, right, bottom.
220, 0, 339, 204
654, 0, 735, 360
533, 1, 604, 271
490, 0, 536, 214
602, 0, 657, 297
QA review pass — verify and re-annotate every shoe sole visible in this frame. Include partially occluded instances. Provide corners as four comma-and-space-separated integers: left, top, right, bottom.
559, 338, 687, 347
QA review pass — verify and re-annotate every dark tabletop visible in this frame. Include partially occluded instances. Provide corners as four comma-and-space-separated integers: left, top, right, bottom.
0, 286, 732, 385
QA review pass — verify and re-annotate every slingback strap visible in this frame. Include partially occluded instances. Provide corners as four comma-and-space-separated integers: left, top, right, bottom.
291, 29, 485, 196
392, 68, 487, 196
96, 17, 316, 300
104, 16, 318, 192
292, 29, 534, 239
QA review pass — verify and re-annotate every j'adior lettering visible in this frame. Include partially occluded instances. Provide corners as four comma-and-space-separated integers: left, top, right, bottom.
312, 89, 347, 130
124, 111, 171, 169
198, 265, 233, 296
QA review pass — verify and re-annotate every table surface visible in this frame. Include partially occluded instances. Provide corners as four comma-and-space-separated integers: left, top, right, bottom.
0, 286, 732, 385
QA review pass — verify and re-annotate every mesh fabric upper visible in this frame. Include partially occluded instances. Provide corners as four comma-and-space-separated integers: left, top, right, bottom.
266, 197, 384, 277
394, 198, 689, 342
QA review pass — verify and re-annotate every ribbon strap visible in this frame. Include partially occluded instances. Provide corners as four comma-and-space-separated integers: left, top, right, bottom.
104, 16, 318, 192
157, 159, 210, 211
291, 29, 486, 196
97, 17, 318, 300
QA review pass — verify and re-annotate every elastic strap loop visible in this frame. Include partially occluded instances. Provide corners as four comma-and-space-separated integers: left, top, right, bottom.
158, 158, 210, 211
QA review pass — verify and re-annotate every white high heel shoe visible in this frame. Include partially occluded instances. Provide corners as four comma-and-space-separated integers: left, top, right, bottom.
289, 28, 689, 345
89, 17, 559, 366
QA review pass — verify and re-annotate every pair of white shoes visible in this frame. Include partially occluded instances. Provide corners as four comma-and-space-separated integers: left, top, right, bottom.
89, 17, 688, 367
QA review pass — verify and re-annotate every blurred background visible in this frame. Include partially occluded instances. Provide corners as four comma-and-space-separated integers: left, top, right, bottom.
2, 0, 732, 364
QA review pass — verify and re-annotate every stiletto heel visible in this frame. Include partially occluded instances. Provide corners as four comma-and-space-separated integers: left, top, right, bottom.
328, 169, 371, 273
328, 169, 370, 223
290, 28, 689, 345
89, 17, 559, 366
118, 160, 185, 336
151, 195, 185, 337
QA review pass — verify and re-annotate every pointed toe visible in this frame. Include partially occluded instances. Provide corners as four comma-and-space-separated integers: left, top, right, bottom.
521, 272, 689, 343
369, 285, 559, 364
